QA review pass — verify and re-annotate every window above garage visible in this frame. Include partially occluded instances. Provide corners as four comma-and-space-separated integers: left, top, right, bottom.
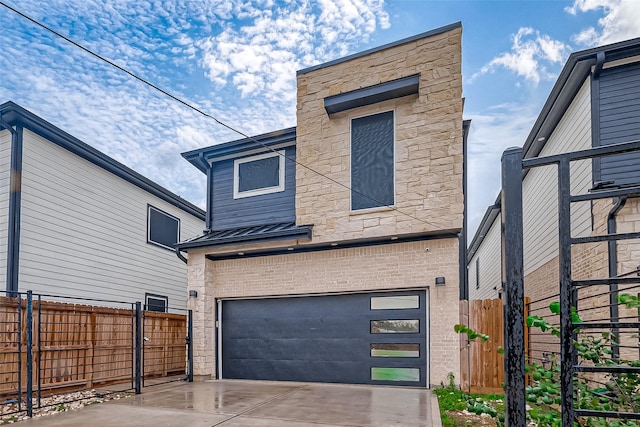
351, 111, 395, 211
233, 151, 286, 199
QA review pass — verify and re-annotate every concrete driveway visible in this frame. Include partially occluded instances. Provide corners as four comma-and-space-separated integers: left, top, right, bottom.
18, 380, 441, 426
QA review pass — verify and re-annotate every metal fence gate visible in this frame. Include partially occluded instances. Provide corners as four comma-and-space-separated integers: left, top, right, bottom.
0, 292, 193, 419
501, 140, 640, 426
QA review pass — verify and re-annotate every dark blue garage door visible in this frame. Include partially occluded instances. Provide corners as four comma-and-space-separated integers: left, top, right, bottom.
220, 291, 427, 387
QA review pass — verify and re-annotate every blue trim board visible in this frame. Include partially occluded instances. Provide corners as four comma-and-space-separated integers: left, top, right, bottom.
182, 127, 296, 173
467, 37, 640, 262
0, 101, 205, 220
297, 22, 462, 76
0, 119, 23, 294
324, 74, 419, 115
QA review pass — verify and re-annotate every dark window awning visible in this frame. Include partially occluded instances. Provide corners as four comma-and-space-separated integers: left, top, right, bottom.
324, 74, 419, 115
176, 222, 312, 250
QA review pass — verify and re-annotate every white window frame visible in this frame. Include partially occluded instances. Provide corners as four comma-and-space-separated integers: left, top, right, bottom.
349, 110, 396, 212
233, 150, 286, 199
147, 205, 180, 251
145, 293, 168, 313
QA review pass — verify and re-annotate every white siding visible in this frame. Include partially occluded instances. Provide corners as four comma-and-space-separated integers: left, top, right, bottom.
522, 79, 592, 274
18, 129, 203, 308
468, 78, 593, 298
469, 217, 502, 300
0, 130, 11, 290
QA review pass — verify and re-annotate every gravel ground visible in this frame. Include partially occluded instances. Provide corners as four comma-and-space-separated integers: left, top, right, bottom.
1, 389, 132, 424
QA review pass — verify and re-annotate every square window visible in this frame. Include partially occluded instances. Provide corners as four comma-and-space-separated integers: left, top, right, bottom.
351, 111, 395, 211
233, 151, 285, 199
145, 293, 168, 313
147, 205, 180, 250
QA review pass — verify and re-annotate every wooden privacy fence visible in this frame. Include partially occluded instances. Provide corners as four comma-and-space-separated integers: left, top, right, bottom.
459, 298, 530, 394
0, 295, 188, 398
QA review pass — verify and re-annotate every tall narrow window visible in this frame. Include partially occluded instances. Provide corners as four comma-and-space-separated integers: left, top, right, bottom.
351, 111, 395, 211
475, 258, 480, 290
147, 205, 180, 250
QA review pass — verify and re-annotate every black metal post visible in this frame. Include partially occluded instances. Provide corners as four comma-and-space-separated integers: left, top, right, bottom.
135, 301, 142, 394
187, 310, 193, 382
557, 157, 575, 427
26, 291, 33, 417
501, 147, 526, 427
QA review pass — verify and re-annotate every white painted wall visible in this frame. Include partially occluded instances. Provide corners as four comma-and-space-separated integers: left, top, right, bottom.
0, 130, 10, 291
18, 129, 204, 309
470, 78, 593, 297
469, 216, 502, 300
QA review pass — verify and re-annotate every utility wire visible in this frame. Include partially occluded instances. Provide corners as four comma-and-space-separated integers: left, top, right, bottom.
1, 1, 442, 229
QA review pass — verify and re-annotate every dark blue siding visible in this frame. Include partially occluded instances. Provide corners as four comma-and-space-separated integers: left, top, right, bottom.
598, 62, 640, 186
211, 147, 296, 230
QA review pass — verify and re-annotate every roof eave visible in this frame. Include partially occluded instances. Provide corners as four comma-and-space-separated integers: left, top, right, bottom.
0, 101, 205, 220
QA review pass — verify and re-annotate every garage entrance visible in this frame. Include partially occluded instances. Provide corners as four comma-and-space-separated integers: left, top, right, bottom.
218, 290, 428, 387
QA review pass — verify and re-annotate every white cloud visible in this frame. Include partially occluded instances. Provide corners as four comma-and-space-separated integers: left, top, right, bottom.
199, 0, 391, 105
566, 0, 640, 46
466, 103, 539, 235
471, 28, 570, 85
0, 0, 392, 212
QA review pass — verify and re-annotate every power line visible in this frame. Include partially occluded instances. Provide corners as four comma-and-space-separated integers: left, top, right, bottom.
1, 1, 442, 229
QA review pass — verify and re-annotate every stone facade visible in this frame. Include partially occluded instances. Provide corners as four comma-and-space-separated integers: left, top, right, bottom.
295, 27, 463, 244
185, 25, 465, 388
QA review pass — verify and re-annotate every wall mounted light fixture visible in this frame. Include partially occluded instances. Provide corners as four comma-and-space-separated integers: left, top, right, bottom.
189, 290, 198, 298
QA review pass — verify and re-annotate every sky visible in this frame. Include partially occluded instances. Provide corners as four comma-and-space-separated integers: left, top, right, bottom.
1, 0, 639, 239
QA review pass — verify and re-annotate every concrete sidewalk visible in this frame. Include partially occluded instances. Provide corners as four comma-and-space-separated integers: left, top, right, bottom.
17, 380, 441, 426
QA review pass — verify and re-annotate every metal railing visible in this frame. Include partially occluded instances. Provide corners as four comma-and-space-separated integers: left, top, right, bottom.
0, 291, 193, 418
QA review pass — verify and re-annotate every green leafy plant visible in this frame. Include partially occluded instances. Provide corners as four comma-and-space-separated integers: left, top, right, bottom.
454, 294, 640, 427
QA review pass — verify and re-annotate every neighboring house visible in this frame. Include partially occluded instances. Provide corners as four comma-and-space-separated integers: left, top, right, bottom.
0, 101, 205, 311
468, 38, 640, 313
178, 22, 467, 388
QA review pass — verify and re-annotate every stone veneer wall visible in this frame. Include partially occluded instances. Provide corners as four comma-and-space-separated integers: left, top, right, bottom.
187, 238, 461, 387
295, 27, 463, 244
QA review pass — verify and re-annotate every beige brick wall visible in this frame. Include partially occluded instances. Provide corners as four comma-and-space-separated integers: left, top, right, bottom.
295, 27, 463, 244
524, 197, 640, 364
187, 238, 461, 387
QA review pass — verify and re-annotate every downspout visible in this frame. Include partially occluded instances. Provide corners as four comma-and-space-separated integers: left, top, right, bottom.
607, 196, 626, 360
175, 247, 187, 264
1, 117, 23, 297
460, 120, 470, 300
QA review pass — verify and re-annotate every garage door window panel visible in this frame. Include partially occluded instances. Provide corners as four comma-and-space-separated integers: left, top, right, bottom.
370, 343, 420, 357
370, 295, 419, 310
370, 319, 419, 333
371, 367, 420, 382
